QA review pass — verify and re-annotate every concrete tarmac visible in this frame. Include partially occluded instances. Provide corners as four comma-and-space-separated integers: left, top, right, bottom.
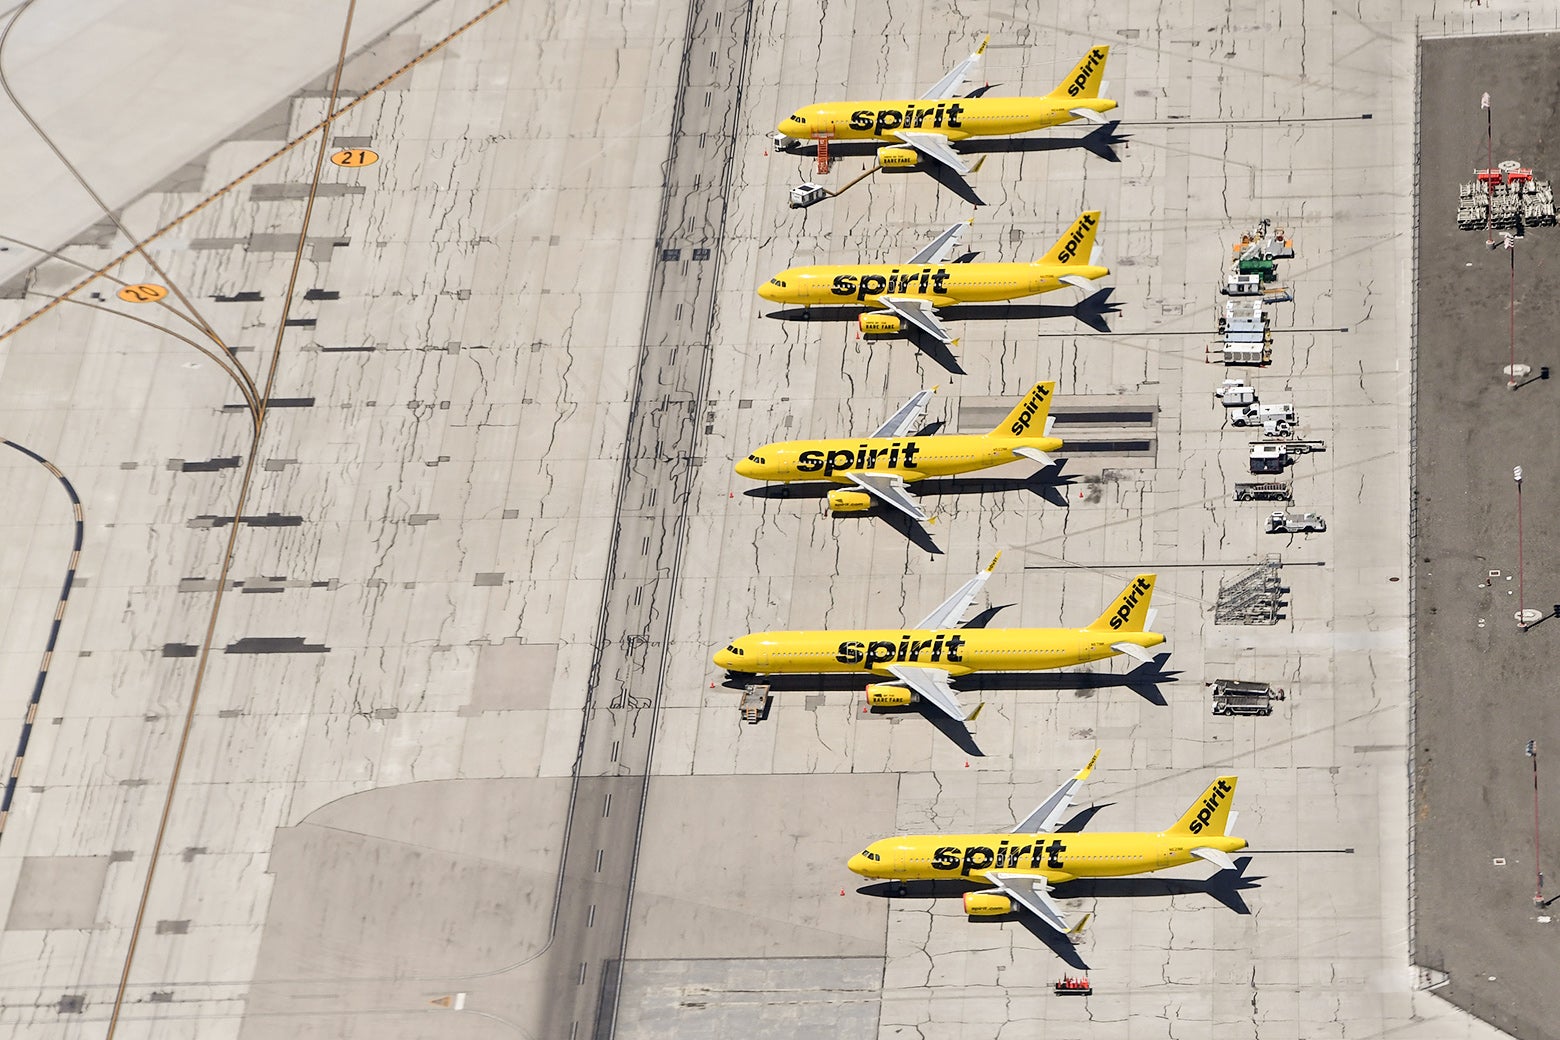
0, 1, 1544, 1039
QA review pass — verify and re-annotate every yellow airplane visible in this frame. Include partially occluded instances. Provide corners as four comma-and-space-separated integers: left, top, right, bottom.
848, 750, 1248, 934
736, 382, 1062, 524
756, 212, 1107, 347
773, 40, 1117, 176
712, 556, 1164, 722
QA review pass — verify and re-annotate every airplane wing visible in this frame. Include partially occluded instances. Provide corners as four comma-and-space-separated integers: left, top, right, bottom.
889, 130, 975, 175
906, 221, 971, 265
845, 472, 929, 523
1013, 748, 1101, 833
920, 35, 989, 100
985, 872, 1072, 933
877, 297, 954, 345
870, 387, 937, 438
914, 551, 1002, 630
884, 664, 979, 722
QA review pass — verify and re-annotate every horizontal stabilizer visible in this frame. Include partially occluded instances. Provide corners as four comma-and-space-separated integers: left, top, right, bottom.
1012, 445, 1055, 468
1111, 641, 1156, 664
1069, 107, 1110, 124
1058, 274, 1099, 292
1190, 846, 1237, 872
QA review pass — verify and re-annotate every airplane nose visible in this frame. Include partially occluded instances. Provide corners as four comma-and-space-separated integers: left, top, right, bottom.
757, 282, 779, 302
847, 853, 870, 876
734, 458, 759, 479
713, 648, 735, 670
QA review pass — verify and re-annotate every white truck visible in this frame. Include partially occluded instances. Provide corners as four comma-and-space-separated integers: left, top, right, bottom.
1267, 510, 1326, 533
1230, 402, 1295, 427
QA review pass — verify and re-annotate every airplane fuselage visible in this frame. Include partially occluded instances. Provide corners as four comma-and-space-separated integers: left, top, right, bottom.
736, 434, 1063, 483
780, 96, 1117, 142
715, 626, 1165, 676
759, 262, 1105, 308
849, 830, 1248, 885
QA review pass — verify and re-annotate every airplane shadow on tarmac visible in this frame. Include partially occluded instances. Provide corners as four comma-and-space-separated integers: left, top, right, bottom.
741, 462, 1079, 555
793, 117, 1131, 195
851, 855, 1260, 969
718, 653, 1180, 757
762, 290, 1120, 374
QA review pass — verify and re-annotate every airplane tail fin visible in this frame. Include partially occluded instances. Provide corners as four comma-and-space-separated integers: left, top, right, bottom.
990, 381, 1056, 438
1168, 777, 1239, 836
1085, 574, 1156, 632
1038, 211, 1102, 267
1046, 46, 1110, 99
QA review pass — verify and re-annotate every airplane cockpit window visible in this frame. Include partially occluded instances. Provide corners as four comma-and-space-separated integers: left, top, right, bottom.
859, 849, 881, 862
791, 113, 807, 124
768, 277, 787, 288
747, 454, 765, 464
724, 644, 745, 656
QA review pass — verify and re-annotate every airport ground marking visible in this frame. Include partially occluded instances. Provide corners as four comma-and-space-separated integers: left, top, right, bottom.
116, 283, 168, 303
0, 0, 514, 344
103, 1, 369, 1034
331, 147, 380, 167
0, 441, 83, 844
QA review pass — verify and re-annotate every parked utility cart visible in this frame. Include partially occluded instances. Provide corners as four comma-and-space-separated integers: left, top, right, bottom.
1267, 510, 1326, 533
1249, 444, 1288, 473
739, 684, 772, 723
1215, 378, 1256, 407
789, 182, 829, 208
1209, 678, 1286, 716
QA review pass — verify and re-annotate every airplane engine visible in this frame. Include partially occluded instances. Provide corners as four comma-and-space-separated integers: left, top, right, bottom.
877, 145, 921, 169
865, 683, 915, 707
962, 892, 1013, 917
827, 489, 874, 514
857, 312, 902, 336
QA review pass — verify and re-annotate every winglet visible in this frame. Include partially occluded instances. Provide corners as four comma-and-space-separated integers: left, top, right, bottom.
985, 550, 1003, 574
967, 701, 984, 722
971, 155, 986, 174
1075, 747, 1101, 782
1067, 911, 1092, 937
976, 35, 990, 57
